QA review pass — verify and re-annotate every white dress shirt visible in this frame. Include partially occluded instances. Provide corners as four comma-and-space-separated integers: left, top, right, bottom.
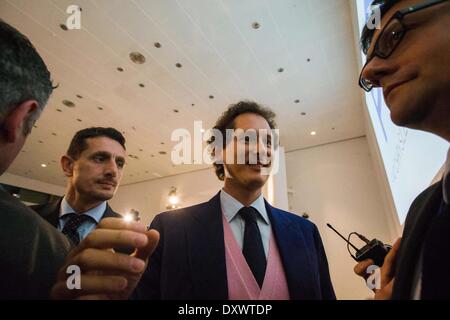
220, 189, 271, 258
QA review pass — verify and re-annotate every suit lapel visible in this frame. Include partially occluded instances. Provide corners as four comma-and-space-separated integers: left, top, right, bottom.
102, 203, 121, 219
39, 199, 62, 228
393, 181, 443, 299
186, 192, 228, 299
266, 201, 315, 300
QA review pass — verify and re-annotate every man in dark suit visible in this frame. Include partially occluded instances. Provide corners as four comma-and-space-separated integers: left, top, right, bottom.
33, 127, 125, 245
135, 101, 335, 300
0, 19, 159, 300
0, 18, 72, 299
354, 0, 450, 299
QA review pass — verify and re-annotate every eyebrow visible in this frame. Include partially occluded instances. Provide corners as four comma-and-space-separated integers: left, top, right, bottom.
90, 151, 126, 162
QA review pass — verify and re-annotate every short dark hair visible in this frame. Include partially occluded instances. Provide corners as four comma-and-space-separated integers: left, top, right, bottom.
208, 100, 277, 181
360, 0, 400, 54
67, 127, 126, 160
0, 19, 54, 135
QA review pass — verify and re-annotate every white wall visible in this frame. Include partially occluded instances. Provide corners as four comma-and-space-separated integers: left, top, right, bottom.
0, 172, 65, 196
111, 148, 290, 226
285, 137, 396, 300
109, 168, 222, 225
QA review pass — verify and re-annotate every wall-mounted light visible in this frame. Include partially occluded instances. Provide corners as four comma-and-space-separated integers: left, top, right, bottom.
124, 209, 140, 222
167, 187, 180, 210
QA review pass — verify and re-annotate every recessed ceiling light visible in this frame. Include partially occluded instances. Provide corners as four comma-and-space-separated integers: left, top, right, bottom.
161, 142, 165, 145
38, 140, 43, 144
97, 106, 103, 110
76, 94, 83, 99
52, 133, 57, 136
175, 63, 182, 68
117, 67, 124, 72
41, 164, 47, 168
130, 52, 146, 64
209, 95, 214, 99
191, 103, 195, 107
139, 83, 145, 88
294, 99, 300, 104
332, 127, 336, 131
139, 148, 143, 152
154, 42, 161, 48
159, 151, 167, 155
252, 22, 261, 29
278, 68, 284, 73
62, 100, 75, 108
200, 129, 206, 133
59, 24, 68, 31
56, 108, 62, 112
301, 112, 306, 116
307, 58, 311, 62
310, 131, 317, 136
77, 118, 82, 122
173, 109, 179, 113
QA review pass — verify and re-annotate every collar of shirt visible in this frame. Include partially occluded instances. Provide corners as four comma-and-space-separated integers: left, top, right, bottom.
443, 147, 450, 204
59, 196, 106, 223
220, 189, 270, 225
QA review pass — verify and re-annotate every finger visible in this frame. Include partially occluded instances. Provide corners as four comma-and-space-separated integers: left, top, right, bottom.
71, 248, 146, 274
97, 217, 147, 233
134, 229, 160, 262
354, 259, 375, 278
76, 229, 149, 253
51, 275, 127, 300
375, 278, 395, 300
382, 237, 402, 279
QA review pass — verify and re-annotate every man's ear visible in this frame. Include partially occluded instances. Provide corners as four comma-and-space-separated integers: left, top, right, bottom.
1, 100, 37, 143
61, 155, 74, 177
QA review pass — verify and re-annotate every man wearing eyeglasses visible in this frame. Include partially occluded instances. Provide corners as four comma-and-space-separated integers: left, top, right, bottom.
354, 0, 450, 299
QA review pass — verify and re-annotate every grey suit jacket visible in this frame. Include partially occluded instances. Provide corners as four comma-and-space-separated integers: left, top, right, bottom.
392, 181, 443, 299
0, 189, 72, 299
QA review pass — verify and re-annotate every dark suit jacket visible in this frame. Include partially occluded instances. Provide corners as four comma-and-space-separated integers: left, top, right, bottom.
0, 189, 72, 299
392, 181, 443, 299
134, 192, 336, 300
32, 198, 122, 228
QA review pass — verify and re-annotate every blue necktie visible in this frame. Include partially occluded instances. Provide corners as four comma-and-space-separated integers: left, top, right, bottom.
61, 213, 90, 246
238, 207, 267, 288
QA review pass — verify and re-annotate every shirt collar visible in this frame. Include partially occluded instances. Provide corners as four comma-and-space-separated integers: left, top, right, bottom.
220, 189, 269, 225
59, 196, 107, 223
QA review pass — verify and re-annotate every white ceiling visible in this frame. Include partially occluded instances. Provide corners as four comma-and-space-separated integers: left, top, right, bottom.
1, 0, 365, 187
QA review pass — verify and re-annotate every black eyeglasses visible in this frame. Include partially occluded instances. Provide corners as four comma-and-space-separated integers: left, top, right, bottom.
359, 0, 449, 92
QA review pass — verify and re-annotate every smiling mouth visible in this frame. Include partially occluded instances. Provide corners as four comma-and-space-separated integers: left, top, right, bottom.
245, 162, 270, 168
384, 79, 411, 99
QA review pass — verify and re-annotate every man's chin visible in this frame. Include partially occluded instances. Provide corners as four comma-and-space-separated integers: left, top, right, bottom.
91, 190, 115, 202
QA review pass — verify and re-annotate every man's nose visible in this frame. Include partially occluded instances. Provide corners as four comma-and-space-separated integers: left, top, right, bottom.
361, 57, 398, 89
104, 159, 118, 177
